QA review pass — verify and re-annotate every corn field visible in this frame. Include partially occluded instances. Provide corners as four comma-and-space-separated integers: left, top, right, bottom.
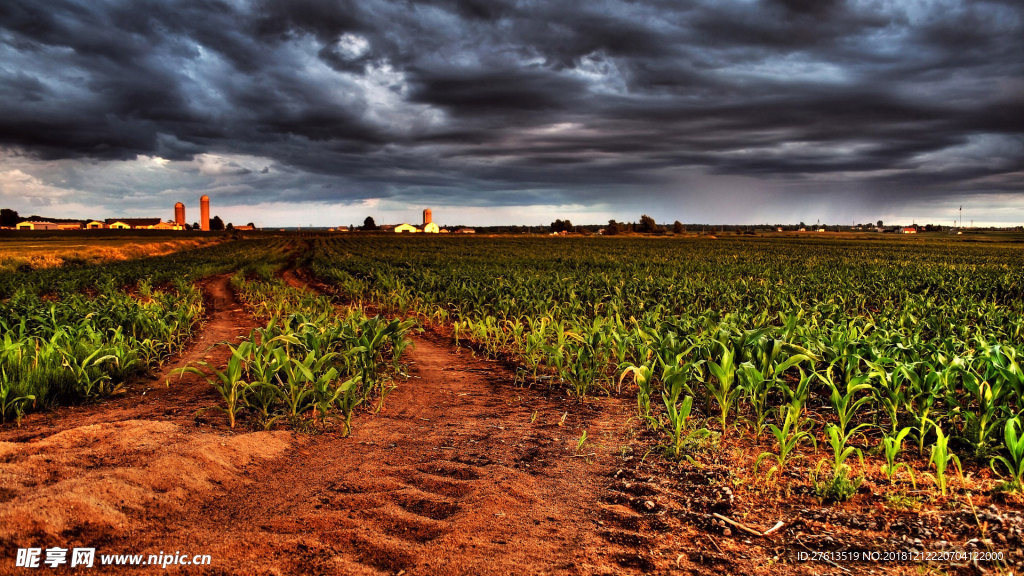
5, 232, 1024, 498
309, 234, 1024, 497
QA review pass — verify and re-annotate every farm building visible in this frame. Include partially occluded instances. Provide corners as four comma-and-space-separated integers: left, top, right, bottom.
16, 221, 60, 230
902, 226, 918, 234
57, 223, 83, 230
150, 221, 184, 230
455, 228, 476, 234
423, 222, 440, 233
106, 218, 163, 230
394, 223, 419, 233
86, 221, 107, 229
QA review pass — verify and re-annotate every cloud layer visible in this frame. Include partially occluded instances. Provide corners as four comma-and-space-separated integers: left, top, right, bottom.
1, 0, 1022, 225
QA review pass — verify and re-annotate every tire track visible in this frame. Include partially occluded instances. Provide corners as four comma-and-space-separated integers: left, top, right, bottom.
162, 314, 645, 575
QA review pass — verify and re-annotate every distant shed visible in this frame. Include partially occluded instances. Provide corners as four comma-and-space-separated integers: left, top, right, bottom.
16, 221, 60, 230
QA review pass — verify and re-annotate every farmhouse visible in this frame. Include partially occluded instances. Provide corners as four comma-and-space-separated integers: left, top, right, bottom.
16, 221, 60, 230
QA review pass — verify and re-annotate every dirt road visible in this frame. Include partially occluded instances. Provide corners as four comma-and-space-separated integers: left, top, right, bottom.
0, 277, 642, 575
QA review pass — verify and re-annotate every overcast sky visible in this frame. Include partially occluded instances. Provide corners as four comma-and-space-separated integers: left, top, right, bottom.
1, 0, 1022, 227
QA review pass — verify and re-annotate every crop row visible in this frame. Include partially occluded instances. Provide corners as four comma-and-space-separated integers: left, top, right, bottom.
0, 239, 294, 423
308, 235, 1024, 497
177, 271, 415, 433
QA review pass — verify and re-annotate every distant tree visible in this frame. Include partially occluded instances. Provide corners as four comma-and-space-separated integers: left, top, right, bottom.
550, 219, 573, 233
210, 215, 225, 231
362, 216, 378, 231
605, 220, 622, 235
246, 222, 255, 228
638, 214, 659, 233
877, 219, 884, 228
191, 222, 200, 230
673, 220, 684, 234
226, 222, 234, 231
0, 208, 19, 228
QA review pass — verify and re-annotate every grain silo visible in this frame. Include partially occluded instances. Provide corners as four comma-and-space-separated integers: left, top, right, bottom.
200, 195, 210, 231
174, 202, 186, 226
423, 208, 432, 226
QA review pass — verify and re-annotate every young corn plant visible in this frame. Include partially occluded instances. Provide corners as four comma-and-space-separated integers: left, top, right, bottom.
927, 421, 962, 497
655, 393, 716, 461
957, 371, 1008, 461
756, 402, 816, 480
818, 361, 873, 441
738, 343, 809, 438
880, 426, 916, 487
737, 362, 772, 438
178, 342, 252, 428
619, 364, 655, 423
317, 375, 363, 436
990, 417, 1024, 493
866, 357, 904, 434
902, 361, 950, 456
0, 373, 35, 426
705, 341, 740, 434
812, 424, 864, 502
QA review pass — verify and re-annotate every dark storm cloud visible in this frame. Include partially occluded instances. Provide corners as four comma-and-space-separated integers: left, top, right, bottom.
1, 0, 1022, 213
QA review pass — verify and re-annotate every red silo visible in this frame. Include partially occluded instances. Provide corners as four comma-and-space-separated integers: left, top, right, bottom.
423, 208, 432, 225
200, 195, 210, 231
174, 202, 185, 226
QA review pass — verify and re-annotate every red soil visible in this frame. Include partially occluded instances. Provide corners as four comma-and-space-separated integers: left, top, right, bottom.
0, 275, 643, 575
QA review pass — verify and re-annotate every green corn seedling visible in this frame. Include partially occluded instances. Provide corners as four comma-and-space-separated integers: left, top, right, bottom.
880, 426, 916, 487
990, 417, 1024, 492
927, 421, 962, 497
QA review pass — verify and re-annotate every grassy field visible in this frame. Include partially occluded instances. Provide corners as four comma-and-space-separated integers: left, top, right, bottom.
0, 231, 225, 274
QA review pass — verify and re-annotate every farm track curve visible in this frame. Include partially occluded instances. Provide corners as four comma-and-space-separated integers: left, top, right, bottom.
1, 270, 648, 575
